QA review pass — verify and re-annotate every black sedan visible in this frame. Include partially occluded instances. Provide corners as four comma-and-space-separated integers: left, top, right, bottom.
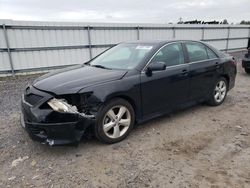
242, 47, 250, 74
21, 40, 237, 146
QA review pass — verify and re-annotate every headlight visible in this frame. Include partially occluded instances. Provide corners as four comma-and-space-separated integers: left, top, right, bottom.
47, 98, 77, 113
47, 98, 95, 119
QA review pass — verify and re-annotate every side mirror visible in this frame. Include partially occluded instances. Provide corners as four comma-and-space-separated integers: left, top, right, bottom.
146, 62, 166, 76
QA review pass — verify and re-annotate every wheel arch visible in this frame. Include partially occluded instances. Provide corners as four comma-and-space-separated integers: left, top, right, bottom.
105, 94, 140, 121
221, 74, 230, 90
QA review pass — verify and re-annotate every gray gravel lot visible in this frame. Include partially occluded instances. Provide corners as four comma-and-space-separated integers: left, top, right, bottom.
0, 51, 250, 188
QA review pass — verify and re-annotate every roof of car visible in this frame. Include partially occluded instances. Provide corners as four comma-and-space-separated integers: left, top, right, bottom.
122, 39, 224, 58
123, 39, 203, 45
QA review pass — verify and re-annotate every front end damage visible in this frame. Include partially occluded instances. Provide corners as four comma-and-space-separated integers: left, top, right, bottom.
21, 85, 97, 146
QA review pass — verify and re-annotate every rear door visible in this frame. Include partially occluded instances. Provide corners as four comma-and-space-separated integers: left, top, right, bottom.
140, 42, 190, 117
184, 42, 222, 101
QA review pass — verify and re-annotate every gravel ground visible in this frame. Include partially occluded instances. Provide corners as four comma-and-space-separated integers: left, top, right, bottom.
0, 51, 250, 188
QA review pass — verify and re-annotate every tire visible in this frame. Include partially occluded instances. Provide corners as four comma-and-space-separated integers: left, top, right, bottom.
95, 98, 135, 144
245, 68, 250, 74
207, 77, 228, 106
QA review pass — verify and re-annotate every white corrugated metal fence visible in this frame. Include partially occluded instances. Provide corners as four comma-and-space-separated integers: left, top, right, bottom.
0, 20, 249, 76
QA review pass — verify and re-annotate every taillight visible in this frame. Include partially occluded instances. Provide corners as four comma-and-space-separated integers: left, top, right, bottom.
230, 57, 237, 66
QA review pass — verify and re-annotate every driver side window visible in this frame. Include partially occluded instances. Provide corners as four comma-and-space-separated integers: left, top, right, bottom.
151, 43, 184, 67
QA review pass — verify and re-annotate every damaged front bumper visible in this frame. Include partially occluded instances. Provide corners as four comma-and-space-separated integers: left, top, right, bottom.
21, 86, 95, 146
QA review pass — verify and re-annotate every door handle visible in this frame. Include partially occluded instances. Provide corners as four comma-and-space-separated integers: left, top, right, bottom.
215, 62, 220, 68
182, 69, 188, 76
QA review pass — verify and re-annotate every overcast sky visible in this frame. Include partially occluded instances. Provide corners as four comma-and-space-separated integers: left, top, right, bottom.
0, 0, 249, 24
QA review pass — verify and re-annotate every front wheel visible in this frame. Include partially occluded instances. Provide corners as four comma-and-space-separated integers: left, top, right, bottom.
207, 77, 228, 106
95, 98, 135, 144
245, 68, 250, 74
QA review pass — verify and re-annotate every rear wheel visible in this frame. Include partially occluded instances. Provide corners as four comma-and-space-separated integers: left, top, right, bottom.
245, 68, 250, 74
95, 98, 135, 144
207, 77, 228, 106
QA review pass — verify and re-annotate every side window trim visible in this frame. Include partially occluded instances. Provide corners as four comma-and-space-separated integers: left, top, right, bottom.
204, 45, 219, 59
142, 42, 176, 72
142, 42, 185, 72
205, 47, 209, 59
187, 58, 219, 65
184, 42, 218, 64
181, 42, 189, 64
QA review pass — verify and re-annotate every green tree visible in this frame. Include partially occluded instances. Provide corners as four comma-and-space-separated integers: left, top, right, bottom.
240, 20, 250, 25
222, 19, 228, 24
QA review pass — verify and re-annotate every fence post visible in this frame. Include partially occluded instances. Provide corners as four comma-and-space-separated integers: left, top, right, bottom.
2, 24, 15, 76
137, 26, 140, 40
201, 27, 205, 40
172, 27, 176, 39
225, 26, 230, 52
248, 27, 250, 48
87, 25, 93, 59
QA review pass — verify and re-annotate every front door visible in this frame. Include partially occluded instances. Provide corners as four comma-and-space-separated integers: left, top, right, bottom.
140, 42, 190, 117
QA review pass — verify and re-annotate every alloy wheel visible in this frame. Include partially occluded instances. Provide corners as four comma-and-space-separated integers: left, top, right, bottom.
214, 80, 227, 103
102, 105, 131, 139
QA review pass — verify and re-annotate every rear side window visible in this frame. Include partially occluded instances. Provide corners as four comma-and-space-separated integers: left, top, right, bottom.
151, 43, 184, 67
185, 42, 208, 62
206, 47, 218, 59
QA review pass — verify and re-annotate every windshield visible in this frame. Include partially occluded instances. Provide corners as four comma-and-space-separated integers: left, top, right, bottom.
89, 43, 154, 70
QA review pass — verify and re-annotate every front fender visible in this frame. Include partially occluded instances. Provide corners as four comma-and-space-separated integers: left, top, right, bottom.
78, 73, 142, 120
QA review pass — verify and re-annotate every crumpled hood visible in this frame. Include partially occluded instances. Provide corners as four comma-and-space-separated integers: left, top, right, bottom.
33, 65, 127, 95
